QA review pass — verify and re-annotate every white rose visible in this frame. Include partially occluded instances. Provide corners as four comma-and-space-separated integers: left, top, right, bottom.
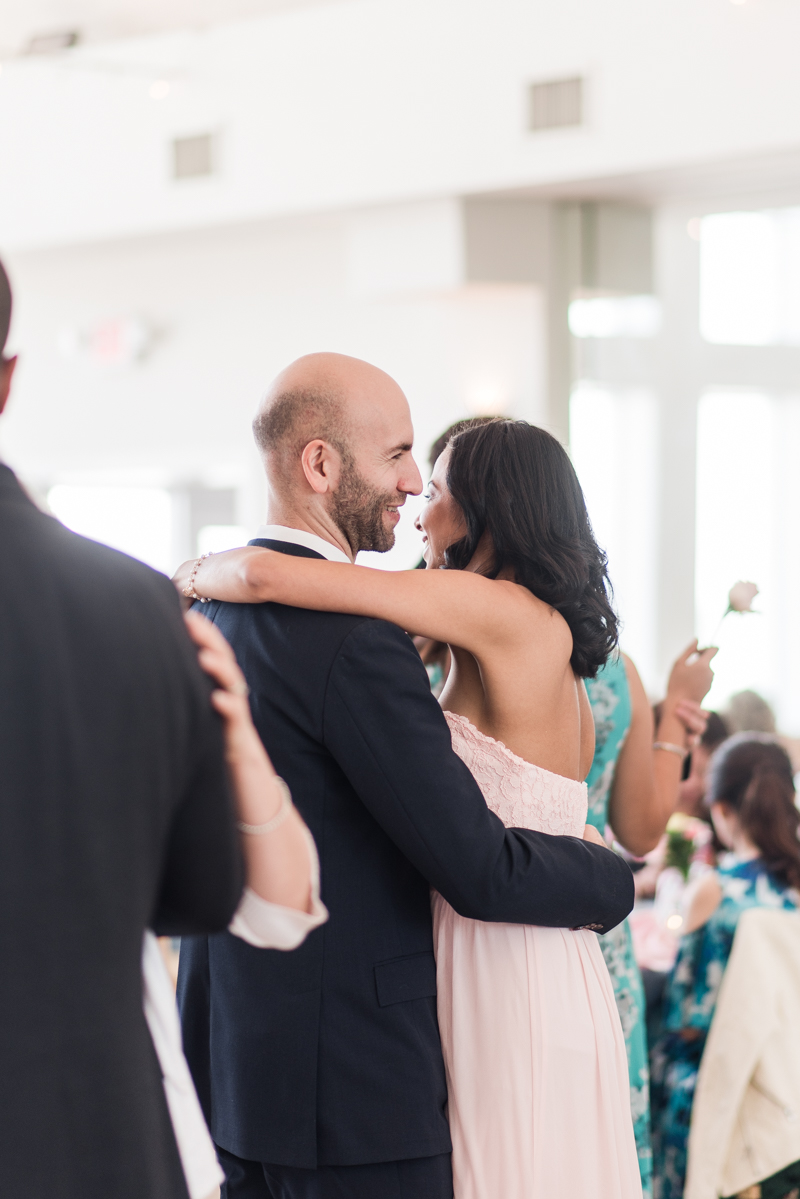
728, 580, 759, 613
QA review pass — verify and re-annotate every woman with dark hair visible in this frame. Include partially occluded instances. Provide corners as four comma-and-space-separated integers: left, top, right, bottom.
177, 418, 642, 1198
422, 416, 714, 1199
650, 733, 800, 1199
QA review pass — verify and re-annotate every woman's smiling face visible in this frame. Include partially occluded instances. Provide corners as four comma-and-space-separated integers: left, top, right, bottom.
415, 447, 468, 569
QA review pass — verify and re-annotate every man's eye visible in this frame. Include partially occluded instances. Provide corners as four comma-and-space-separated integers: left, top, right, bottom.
422, 492, 431, 501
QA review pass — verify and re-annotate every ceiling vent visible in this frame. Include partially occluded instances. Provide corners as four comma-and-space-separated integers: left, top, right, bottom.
528, 76, 583, 132
173, 133, 215, 181
26, 30, 79, 55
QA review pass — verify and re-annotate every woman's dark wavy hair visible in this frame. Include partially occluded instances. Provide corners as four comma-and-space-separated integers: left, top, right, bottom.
442, 418, 618, 678
706, 732, 800, 891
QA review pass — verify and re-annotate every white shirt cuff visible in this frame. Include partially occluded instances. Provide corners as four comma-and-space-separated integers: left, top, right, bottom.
228, 827, 328, 950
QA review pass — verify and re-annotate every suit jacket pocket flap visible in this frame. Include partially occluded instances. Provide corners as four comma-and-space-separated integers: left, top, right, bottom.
374, 952, 437, 1007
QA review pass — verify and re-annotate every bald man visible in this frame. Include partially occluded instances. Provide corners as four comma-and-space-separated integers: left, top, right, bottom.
177, 354, 634, 1199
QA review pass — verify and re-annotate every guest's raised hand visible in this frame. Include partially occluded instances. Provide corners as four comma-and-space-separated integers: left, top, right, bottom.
665, 641, 717, 707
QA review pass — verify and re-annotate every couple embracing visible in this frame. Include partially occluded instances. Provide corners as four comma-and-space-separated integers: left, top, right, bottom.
176, 352, 641, 1199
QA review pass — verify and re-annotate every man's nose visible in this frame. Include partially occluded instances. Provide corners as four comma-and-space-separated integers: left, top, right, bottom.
400, 456, 423, 497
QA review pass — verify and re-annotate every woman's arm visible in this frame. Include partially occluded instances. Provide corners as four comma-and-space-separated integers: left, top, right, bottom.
175, 546, 547, 659
607, 644, 716, 857
682, 872, 723, 933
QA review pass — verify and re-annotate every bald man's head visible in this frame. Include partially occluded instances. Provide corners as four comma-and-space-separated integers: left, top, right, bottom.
253, 382, 347, 471
253, 353, 422, 556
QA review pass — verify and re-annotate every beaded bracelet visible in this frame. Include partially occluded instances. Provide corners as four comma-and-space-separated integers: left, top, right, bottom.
182, 552, 213, 603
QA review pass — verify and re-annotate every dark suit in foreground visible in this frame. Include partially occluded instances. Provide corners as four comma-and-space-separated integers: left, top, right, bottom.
178, 538, 634, 1197
0, 463, 244, 1199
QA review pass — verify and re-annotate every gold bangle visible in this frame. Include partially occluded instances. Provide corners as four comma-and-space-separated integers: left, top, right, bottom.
653, 741, 688, 760
236, 778, 293, 835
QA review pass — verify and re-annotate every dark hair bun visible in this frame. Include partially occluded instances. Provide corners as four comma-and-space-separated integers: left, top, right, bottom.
444, 419, 618, 678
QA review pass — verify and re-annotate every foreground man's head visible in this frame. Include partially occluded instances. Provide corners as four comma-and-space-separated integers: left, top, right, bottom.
253, 352, 423, 559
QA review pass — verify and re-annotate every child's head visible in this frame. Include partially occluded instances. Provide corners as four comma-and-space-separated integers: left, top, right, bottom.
707, 732, 800, 889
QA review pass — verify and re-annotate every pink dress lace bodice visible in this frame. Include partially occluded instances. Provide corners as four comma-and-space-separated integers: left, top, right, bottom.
444, 711, 588, 837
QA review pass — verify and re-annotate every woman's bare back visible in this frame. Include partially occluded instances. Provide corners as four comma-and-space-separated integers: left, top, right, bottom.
437, 580, 595, 783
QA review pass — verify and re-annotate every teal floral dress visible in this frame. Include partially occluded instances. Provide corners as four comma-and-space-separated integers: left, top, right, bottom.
586, 654, 653, 1199
650, 857, 798, 1199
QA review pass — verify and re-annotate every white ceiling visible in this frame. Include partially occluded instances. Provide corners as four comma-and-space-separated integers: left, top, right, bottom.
0, 0, 338, 55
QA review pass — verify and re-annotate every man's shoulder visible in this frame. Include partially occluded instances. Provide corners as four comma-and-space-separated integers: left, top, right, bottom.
211, 600, 414, 661
212, 598, 405, 635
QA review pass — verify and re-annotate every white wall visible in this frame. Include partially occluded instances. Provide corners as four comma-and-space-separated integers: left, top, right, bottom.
1, 211, 545, 568
3, 0, 800, 252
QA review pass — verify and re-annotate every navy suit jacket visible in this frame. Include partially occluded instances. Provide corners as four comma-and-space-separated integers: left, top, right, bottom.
177, 538, 634, 1169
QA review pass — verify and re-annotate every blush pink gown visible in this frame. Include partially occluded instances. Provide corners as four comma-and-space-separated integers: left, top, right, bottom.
433, 712, 642, 1199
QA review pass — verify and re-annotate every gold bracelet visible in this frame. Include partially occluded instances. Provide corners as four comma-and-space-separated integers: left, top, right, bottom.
653, 741, 688, 760
236, 778, 293, 835
182, 552, 213, 603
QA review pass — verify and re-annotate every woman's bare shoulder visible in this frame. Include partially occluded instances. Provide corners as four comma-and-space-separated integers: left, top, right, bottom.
490, 580, 573, 651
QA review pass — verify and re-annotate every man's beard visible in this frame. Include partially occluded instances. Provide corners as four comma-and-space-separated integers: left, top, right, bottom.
331, 460, 401, 555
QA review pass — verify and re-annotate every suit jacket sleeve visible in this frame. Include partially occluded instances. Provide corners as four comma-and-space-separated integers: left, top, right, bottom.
324, 619, 633, 933
151, 584, 245, 936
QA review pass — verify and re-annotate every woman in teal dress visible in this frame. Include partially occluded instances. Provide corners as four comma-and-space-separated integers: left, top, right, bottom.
586, 646, 715, 1199
650, 735, 800, 1199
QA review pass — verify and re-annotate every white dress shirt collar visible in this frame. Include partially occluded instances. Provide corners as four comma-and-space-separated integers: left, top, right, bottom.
255, 524, 352, 565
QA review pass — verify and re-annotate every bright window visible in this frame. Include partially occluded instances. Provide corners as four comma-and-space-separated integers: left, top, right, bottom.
47, 485, 174, 575
695, 391, 800, 732
570, 384, 659, 688
568, 295, 661, 339
197, 525, 251, 555
700, 208, 800, 345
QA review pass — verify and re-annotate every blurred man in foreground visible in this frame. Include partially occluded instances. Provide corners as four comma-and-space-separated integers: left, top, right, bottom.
0, 258, 244, 1198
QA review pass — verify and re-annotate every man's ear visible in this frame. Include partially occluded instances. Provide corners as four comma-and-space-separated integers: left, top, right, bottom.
0, 356, 18, 416
300, 438, 341, 495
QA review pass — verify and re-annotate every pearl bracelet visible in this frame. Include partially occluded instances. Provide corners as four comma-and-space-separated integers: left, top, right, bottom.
653, 741, 688, 760
236, 778, 293, 836
182, 552, 213, 603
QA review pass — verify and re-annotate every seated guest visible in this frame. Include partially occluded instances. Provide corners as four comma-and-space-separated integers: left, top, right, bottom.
650, 734, 800, 1199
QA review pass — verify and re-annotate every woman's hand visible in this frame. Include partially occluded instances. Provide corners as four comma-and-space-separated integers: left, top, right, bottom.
185, 609, 270, 777
172, 559, 197, 611
583, 823, 607, 847
665, 641, 717, 708
173, 547, 276, 608
657, 641, 717, 756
